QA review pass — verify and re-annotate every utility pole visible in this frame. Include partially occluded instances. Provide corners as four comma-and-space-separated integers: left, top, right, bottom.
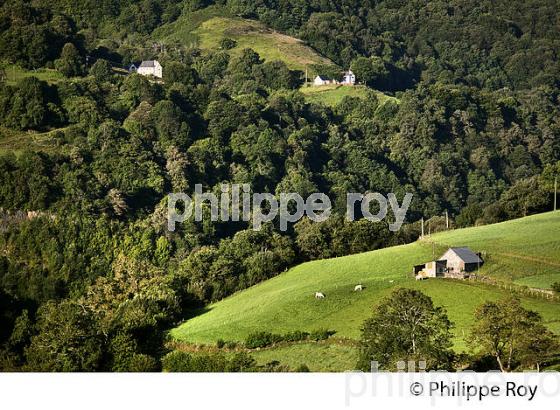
305, 65, 308, 87
445, 210, 449, 229
421, 217, 424, 239
555, 176, 557, 212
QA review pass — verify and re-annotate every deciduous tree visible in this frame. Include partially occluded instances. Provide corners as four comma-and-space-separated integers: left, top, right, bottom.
357, 288, 454, 371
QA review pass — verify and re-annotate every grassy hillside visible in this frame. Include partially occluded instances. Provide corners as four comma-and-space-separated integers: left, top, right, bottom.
171, 212, 560, 359
251, 341, 358, 372
1, 63, 63, 86
426, 214, 560, 286
300, 84, 399, 107
0, 126, 64, 156
153, 6, 333, 73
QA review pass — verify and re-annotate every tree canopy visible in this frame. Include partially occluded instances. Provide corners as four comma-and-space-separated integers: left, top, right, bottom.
357, 288, 454, 371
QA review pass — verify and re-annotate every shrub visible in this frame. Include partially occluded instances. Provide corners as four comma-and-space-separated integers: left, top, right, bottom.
162, 351, 228, 372
162, 351, 258, 372
245, 331, 282, 349
225, 341, 238, 349
220, 38, 237, 50
261, 360, 290, 372
295, 364, 310, 372
227, 352, 257, 372
128, 354, 159, 372
244, 329, 335, 348
309, 329, 335, 341
162, 351, 194, 372
216, 339, 225, 349
552, 282, 560, 293
283, 330, 309, 342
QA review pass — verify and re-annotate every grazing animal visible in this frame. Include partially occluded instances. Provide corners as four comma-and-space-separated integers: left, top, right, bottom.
315, 292, 325, 299
389, 280, 394, 283
354, 284, 363, 291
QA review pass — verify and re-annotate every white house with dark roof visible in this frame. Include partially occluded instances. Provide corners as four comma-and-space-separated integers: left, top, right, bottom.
313, 75, 337, 86
137, 60, 163, 78
341, 69, 356, 85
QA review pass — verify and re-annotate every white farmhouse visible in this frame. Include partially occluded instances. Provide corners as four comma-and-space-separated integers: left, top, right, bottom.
313, 75, 335, 86
137, 60, 163, 78
341, 69, 356, 85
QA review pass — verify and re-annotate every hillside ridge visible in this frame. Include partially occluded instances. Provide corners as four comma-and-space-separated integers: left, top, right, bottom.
153, 5, 334, 73
171, 212, 560, 349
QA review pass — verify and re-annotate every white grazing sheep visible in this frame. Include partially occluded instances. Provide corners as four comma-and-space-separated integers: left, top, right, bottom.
354, 284, 363, 291
315, 292, 325, 299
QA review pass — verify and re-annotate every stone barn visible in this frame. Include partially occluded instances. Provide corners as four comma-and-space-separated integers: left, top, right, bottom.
439, 247, 483, 274
413, 247, 483, 280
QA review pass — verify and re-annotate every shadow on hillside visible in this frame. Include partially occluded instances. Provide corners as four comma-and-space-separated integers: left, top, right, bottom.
179, 306, 213, 323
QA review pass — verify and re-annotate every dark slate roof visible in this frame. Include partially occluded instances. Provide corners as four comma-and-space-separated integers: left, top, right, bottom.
449, 247, 482, 263
316, 75, 331, 81
139, 60, 156, 68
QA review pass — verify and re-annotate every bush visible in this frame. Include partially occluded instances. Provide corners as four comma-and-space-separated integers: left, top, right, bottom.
128, 354, 159, 372
216, 339, 239, 349
162, 351, 192, 372
283, 330, 309, 342
220, 38, 237, 50
162, 351, 228, 372
245, 331, 282, 349
552, 282, 560, 293
162, 351, 258, 372
226, 352, 257, 372
295, 364, 310, 372
309, 329, 335, 341
245, 329, 335, 348
261, 360, 290, 372
225, 341, 238, 349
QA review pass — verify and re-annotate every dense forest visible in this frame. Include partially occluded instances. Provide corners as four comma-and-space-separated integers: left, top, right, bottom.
0, 0, 559, 371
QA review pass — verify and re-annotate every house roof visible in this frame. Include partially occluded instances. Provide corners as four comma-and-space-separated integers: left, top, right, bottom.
315, 75, 330, 81
445, 247, 482, 263
139, 60, 158, 68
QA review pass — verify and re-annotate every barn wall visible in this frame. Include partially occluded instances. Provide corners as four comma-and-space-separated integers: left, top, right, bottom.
440, 250, 464, 273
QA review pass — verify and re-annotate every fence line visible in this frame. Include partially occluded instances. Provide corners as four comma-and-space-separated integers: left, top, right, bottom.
464, 273, 560, 302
